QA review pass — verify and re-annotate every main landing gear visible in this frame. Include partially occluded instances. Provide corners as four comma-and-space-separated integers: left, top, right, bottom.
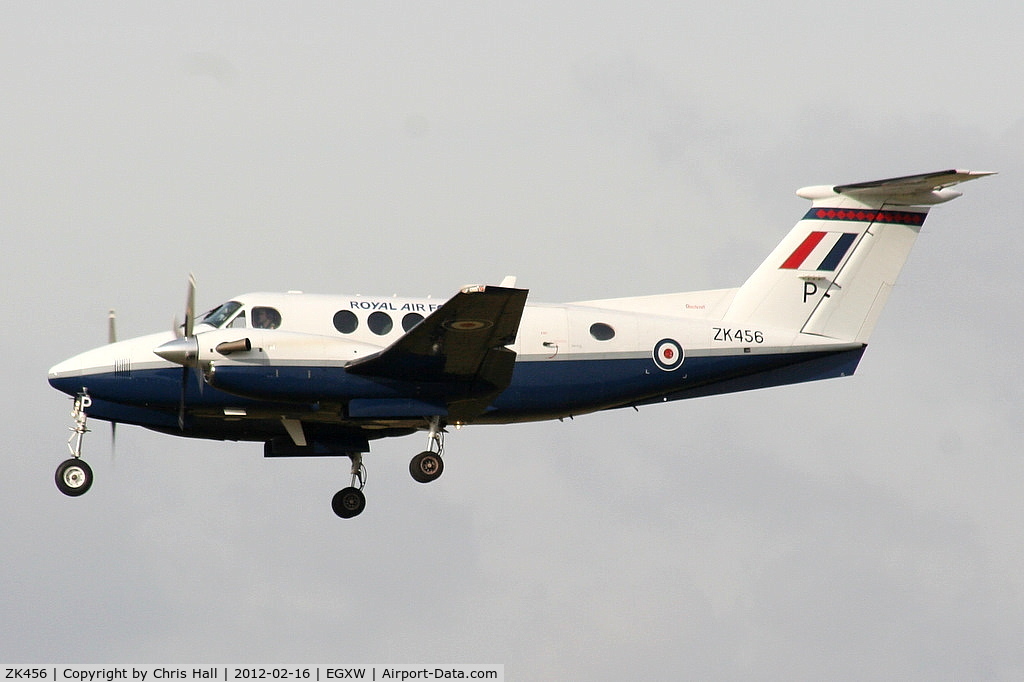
410, 418, 445, 484
56, 392, 94, 497
332, 454, 367, 519
330, 419, 447, 519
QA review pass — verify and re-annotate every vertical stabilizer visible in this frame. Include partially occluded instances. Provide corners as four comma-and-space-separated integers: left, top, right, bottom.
723, 170, 992, 343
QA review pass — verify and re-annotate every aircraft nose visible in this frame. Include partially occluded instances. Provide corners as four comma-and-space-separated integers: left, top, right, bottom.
48, 351, 93, 396
48, 356, 79, 380
153, 336, 199, 366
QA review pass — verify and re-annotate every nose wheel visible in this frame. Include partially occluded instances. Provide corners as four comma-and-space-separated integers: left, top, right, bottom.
56, 458, 93, 496
56, 392, 95, 498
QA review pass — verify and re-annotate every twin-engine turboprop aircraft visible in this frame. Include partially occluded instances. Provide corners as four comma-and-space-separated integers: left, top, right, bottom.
48, 169, 992, 517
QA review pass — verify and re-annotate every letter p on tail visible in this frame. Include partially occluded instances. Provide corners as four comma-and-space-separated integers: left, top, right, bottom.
723, 169, 994, 343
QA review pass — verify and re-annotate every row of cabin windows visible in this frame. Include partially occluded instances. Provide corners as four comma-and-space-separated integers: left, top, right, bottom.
212, 303, 618, 342
333, 310, 425, 336
333, 311, 617, 342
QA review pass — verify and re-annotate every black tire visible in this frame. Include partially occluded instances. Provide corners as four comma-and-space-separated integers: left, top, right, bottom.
409, 451, 444, 483
55, 458, 93, 497
332, 487, 366, 518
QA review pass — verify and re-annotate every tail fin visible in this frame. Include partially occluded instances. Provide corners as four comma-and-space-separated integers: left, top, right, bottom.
723, 169, 993, 343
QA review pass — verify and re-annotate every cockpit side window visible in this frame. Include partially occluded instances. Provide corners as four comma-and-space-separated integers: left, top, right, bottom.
202, 301, 243, 328
252, 307, 282, 329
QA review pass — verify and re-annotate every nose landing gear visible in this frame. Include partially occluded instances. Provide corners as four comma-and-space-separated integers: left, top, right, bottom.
56, 392, 94, 497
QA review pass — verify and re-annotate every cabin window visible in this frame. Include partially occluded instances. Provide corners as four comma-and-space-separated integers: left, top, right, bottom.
252, 307, 282, 329
334, 310, 358, 334
589, 322, 615, 341
368, 311, 393, 335
402, 312, 424, 332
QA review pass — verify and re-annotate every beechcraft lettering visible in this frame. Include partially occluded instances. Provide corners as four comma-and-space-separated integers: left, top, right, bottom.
47, 169, 993, 518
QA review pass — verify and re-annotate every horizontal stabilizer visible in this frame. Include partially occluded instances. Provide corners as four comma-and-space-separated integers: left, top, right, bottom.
798, 169, 995, 206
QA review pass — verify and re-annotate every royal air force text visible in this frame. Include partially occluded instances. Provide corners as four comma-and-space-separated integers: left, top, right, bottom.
348, 301, 442, 312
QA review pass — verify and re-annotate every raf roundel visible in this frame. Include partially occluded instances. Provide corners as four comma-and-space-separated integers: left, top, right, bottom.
653, 338, 684, 371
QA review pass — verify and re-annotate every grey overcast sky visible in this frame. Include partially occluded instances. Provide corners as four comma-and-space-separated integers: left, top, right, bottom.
3, 2, 1022, 679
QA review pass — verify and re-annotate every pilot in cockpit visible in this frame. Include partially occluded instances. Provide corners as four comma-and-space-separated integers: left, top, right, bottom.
253, 307, 281, 329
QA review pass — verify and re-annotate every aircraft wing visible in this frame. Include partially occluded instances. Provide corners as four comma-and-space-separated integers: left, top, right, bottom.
345, 285, 529, 395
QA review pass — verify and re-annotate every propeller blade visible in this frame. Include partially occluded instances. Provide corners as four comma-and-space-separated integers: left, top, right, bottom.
108, 309, 119, 463
185, 273, 196, 339
178, 366, 188, 430
180, 274, 198, 429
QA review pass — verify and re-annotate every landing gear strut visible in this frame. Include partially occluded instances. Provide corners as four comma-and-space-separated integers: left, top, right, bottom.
330, 418, 447, 518
410, 418, 445, 484
331, 453, 366, 518
56, 392, 94, 497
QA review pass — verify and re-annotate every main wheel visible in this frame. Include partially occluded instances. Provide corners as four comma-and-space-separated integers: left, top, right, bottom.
55, 458, 93, 497
332, 487, 366, 518
410, 451, 444, 483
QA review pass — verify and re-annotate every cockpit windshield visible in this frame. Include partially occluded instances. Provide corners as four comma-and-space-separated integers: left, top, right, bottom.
201, 301, 243, 328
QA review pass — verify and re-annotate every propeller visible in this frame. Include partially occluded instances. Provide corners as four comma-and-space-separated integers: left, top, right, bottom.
153, 274, 200, 430
108, 309, 118, 458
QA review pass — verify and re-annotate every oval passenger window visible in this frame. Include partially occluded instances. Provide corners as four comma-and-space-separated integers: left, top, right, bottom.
334, 310, 358, 334
368, 311, 394, 335
402, 312, 424, 332
589, 322, 615, 341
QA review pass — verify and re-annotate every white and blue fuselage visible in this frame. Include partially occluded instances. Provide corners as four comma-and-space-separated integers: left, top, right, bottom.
48, 288, 863, 443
